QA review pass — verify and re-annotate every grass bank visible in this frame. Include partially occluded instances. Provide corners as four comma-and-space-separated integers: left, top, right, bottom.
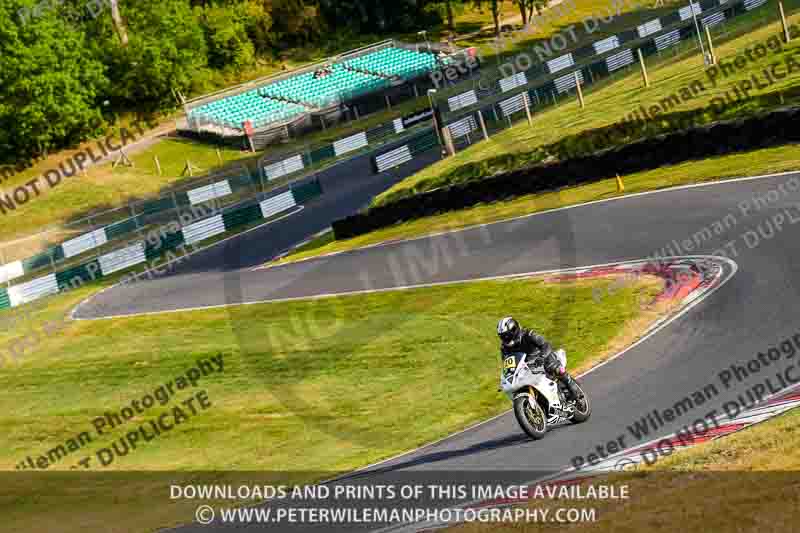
0, 0, 667, 246
273, 142, 800, 266
375, 10, 800, 207
1, 275, 663, 471
452, 407, 800, 533
2, 271, 664, 531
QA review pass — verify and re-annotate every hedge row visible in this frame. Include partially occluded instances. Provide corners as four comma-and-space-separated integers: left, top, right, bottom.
333, 106, 800, 239
377, 87, 800, 208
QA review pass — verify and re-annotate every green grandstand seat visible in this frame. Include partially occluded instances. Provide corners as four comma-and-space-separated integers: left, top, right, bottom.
189, 46, 435, 128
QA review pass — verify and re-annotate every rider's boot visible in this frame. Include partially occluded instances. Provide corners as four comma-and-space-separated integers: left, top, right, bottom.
561, 373, 582, 403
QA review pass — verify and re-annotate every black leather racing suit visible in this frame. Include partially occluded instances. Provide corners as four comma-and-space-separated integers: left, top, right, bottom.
500, 329, 581, 402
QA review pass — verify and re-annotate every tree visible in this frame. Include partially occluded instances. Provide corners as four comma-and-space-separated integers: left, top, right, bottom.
240, 0, 275, 55
491, 0, 502, 37
0, 1, 108, 162
198, 5, 255, 70
515, 0, 528, 25
0, 0, 462, 161
109, 0, 129, 46
101, 1, 208, 112
473, 0, 503, 37
318, 0, 441, 34
270, 0, 323, 47
513, 0, 547, 27
446, 0, 455, 30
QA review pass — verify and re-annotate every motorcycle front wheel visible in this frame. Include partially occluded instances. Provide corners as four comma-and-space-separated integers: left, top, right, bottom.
513, 394, 547, 440
571, 382, 592, 424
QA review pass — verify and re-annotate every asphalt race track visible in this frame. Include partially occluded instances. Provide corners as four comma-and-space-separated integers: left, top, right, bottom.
73, 156, 800, 531
71, 140, 442, 317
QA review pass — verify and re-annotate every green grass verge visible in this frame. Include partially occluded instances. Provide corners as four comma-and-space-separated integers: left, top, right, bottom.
0, 0, 668, 246
1, 271, 661, 531
0, 103, 431, 252
1, 275, 661, 471
453, 0, 686, 64
454, 408, 800, 533
274, 142, 800, 265
375, 9, 800, 207
280, 228, 335, 259
0, 137, 255, 245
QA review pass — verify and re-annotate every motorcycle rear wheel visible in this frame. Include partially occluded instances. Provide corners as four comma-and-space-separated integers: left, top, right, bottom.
513, 394, 547, 440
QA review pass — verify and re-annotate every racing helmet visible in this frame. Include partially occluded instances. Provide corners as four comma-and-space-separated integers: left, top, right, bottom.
497, 317, 521, 348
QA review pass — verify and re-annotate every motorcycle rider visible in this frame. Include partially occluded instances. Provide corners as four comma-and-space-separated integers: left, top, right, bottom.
497, 317, 582, 403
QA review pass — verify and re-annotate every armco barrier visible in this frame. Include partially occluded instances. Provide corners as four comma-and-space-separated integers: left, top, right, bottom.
3, 0, 775, 286
105, 217, 139, 240
258, 107, 437, 185
265, 154, 305, 181
182, 215, 227, 246
0, 288, 10, 310
56, 261, 100, 291
2, 161, 330, 286
222, 204, 263, 229
62, 229, 107, 259
23, 246, 62, 273
98, 244, 147, 277
434, 0, 771, 128
334, 132, 369, 157
146, 231, 185, 261
370, 128, 438, 173
375, 146, 413, 173
0, 261, 24, 284
3, 166, 253, 284
291, 180, 323, 204
0, 179, 323, 311
187, 181, 233, 205
334, 107, 800, 239
260, 191, 296, 219
421, 84, 800, 189
5, 102, 434, 285
8, 274, 59, 307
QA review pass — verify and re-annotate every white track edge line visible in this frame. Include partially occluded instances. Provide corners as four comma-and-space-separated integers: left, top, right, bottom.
68, 206, 304, 321
255, 170, 800, 271
329, 256, 736, 481
372, 256, 738, 533
72, 254, 721, 321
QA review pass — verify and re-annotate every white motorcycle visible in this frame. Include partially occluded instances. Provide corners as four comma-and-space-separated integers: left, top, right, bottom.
500, 349, 591, 439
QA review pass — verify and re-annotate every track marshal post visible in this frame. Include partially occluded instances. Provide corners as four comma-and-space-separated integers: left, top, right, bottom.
575, 71, 585, 109
638, 49, 650, 88
523, 92, 533, 126
477, 110, 489, 141
705, 26, 717, 65
779, 1, 792, 43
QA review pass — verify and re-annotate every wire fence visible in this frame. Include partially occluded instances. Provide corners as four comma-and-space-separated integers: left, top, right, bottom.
434, 0, 780, 115
0, 162, 323, 286
0, 86, 446, 286
369, 0, 796, 192
1, 0, 792, 288
430, 0, 792, 155
255, 113, 437, 185
0, 178, 324, 309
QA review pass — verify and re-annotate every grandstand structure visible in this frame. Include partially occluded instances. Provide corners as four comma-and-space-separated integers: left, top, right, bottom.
184, 40, 454, 148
